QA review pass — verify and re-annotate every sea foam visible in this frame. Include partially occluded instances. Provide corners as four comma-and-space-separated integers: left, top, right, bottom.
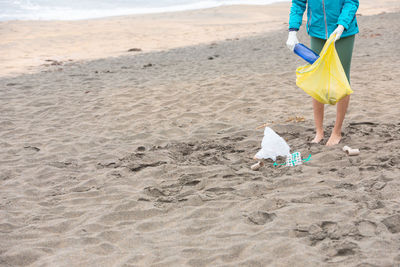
0, 0, 287, 21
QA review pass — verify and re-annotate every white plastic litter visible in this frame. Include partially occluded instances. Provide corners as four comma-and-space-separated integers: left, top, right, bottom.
342, 145, 360, 156
254, 127, 291, 161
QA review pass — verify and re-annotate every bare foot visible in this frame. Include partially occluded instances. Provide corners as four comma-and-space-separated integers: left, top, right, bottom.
311, 132, 324, 143
326, 132, 341, 146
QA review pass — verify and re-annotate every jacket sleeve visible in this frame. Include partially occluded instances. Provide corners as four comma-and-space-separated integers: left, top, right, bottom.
337, 0, 359, 29
288, 0, 307, 30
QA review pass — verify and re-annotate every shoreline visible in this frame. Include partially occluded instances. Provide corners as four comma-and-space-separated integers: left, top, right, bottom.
1, 0, 399, 78
0, 0, 290, 22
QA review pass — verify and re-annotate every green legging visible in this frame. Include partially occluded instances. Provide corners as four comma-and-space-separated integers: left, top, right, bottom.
310, 35, 355, 83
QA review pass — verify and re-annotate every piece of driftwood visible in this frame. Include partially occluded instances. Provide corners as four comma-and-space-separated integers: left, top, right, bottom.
251, 161, 264, 171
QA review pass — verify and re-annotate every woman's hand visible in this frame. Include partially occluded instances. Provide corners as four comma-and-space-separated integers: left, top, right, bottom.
330, 25, 345, 41
286, 31, 299, 51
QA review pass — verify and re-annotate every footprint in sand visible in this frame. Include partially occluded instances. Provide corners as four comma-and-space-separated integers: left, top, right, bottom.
356, 220, 377, 237
326, 241, 359, 258
246, 211, 276, 225
382, 214, 400, 234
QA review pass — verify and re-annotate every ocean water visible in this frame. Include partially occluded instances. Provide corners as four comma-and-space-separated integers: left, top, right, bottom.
0, 0, 287, 21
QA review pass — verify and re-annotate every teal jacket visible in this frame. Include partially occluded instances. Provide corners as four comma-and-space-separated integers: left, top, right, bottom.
289, 0, 359, 39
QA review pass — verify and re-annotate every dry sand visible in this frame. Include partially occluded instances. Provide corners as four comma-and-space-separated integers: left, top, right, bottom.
1, 2, 400, 267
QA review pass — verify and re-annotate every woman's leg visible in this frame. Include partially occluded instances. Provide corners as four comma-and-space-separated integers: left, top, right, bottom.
327, 95, 350, 145
310, 37, 326, 143
312, 98, 324, 143
326, 35, 355, 146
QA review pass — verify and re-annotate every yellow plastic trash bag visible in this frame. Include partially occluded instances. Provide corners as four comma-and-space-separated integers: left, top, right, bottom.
296, 34, 353, 105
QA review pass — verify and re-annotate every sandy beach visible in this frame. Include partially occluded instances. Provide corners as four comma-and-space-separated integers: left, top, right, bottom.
1, 0, 399, 77
1, 1, 400, 266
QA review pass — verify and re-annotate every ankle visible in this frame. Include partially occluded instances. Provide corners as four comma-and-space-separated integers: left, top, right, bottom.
332, 128, 342, 136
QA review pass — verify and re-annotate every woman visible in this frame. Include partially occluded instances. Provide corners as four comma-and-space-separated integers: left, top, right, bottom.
286, 0, 359, 146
